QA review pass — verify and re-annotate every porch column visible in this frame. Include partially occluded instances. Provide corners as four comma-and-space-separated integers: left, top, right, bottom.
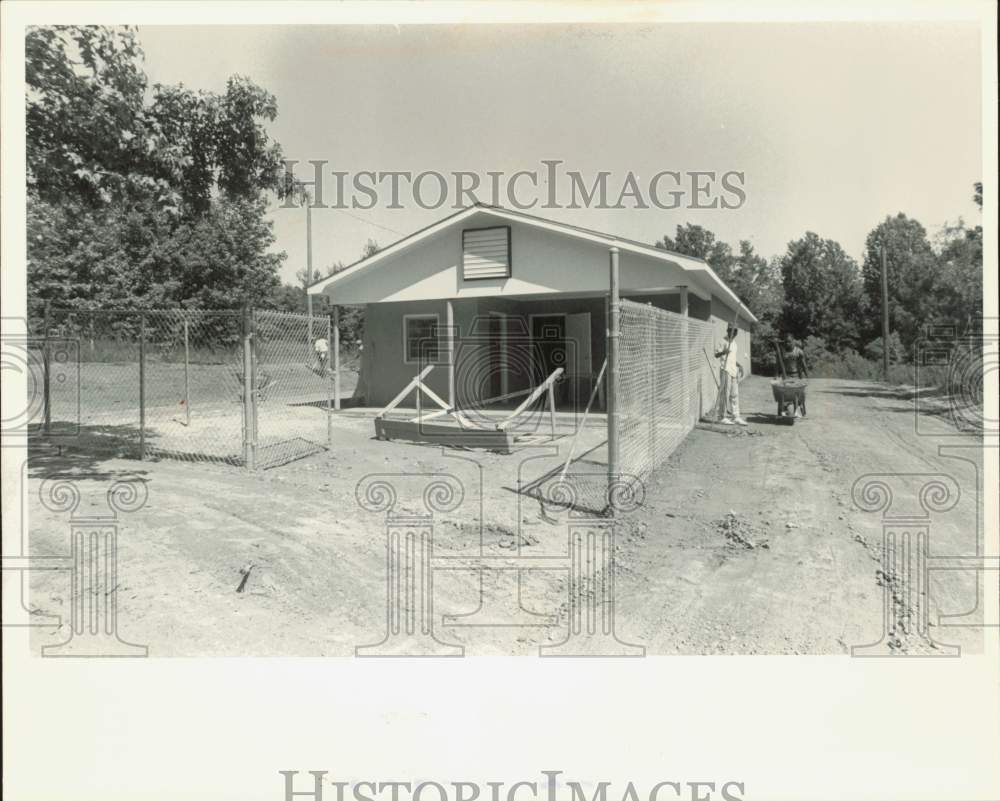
678, 286, 690, 422
445, 299, 456, 408
607, 248, 620, 505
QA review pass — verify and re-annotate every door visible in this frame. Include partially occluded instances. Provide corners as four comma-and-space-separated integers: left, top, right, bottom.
487, 312, 508, 401
564, 312, 592, 408
530, 315, 567, 380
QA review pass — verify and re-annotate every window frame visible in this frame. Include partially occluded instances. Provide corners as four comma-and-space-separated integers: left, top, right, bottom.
402, 313, 443, 365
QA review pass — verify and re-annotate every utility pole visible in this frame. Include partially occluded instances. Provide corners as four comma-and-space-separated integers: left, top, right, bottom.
880, 242, 890, 381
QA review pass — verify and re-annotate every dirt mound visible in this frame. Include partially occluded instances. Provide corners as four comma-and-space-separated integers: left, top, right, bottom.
716, 511, 769, 550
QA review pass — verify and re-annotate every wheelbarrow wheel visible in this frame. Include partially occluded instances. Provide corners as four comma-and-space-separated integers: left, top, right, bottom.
777, 402, 783, 417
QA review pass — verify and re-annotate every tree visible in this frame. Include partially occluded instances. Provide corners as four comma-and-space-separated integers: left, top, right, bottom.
266, 247, 370, 345
28, 195, 283, 313
860, 214, 940, 356
26, 26, 287, 318
658, 224, 733, 274
779, 232, 864, 353
657, 225, 781, 317
657, 224, 784, 369
934, 182, 983, 332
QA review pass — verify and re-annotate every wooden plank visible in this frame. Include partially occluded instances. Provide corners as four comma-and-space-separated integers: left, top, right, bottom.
417, 379, 451, 411
378, 364, 435, 419
375, 418, 515, 454
412, 407, 451, 424
497, 367, 564, 430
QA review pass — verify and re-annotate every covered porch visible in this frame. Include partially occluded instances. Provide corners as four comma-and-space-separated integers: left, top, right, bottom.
352, 285, 704, 415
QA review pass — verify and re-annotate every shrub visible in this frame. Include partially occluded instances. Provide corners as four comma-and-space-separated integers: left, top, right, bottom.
862, 332, 904, 364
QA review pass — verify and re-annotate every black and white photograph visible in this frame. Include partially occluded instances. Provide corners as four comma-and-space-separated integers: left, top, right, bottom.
2, 2, 997, 800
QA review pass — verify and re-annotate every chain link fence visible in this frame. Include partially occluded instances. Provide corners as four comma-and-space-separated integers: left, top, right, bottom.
535, 300, 719, 517
31, 307, 335, 469
615, 299, 716, 489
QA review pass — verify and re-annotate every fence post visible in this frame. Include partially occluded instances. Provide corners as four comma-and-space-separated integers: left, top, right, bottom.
332, 305, 341, 411
42, 301, 51, 435
183, 317, 191, 426
250, 309, 259, 468
607, 247, 620, 507
241, 307, 256, 471
679, 286, 690, 422
326, 314, 333, 448
445, 299, 456, 408
138, 312, 146, 460
647, 305, 655, 468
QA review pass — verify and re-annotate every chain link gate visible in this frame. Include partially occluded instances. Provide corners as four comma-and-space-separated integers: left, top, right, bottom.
33, 307, 334, 470
249, 308, 334, 469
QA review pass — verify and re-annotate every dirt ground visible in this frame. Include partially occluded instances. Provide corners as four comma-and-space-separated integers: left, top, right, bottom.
23, 375, 985, 656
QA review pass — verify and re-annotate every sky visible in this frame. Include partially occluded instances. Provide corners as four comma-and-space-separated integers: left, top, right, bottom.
138, 23, 983, 286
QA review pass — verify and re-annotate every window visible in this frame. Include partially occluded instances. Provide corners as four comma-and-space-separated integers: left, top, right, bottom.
462, 226, 511, 280
404, 314, 441, 363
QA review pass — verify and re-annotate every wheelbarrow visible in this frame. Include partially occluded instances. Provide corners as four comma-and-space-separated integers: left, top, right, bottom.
771, 378, 807, 420
770, 340, 808, 422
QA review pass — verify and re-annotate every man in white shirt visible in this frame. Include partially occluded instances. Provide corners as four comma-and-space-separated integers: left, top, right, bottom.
314, 336, 330, 373
715, 324, 747, 426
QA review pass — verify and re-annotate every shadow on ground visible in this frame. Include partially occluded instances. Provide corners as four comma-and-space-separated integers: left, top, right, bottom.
817, 383, 982, 432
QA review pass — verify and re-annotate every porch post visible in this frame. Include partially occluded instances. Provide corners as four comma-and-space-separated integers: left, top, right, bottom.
607, 247, 620, 503
445, 299, 456, 408
679, 285, 690, 421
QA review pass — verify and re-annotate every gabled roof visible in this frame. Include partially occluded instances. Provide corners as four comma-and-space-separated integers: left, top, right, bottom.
308, 204, 758, 323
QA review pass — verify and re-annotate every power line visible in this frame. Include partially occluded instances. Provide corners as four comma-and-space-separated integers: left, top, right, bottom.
330, 207, 403, 236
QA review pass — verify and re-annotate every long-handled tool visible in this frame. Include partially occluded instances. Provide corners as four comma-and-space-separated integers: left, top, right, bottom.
774, 340, 788, 380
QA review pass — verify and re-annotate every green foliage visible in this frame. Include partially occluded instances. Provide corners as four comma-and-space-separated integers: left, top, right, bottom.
29, 195, 282, 319
658, 224, 732, 267
658, 224, 784, 371
266, 242, 378, 348
27, 25, 287, 319
862, 332, 904, 364
779, 232, 864, 353
659, 181, 981, 382
27, 26, 285, 212
860, 214, 940, 354
934, 217, 983, 333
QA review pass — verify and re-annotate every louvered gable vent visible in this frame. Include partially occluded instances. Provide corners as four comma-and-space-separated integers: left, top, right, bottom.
462, 226, 511, 280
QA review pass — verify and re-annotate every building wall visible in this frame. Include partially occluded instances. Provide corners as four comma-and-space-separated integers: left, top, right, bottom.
358, 295, 608, 409
346, 213, 753, 407
324, 210, 723, 306
688, 294, 712, 321
358, 298, 478, 408
356, 291, 752, 413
